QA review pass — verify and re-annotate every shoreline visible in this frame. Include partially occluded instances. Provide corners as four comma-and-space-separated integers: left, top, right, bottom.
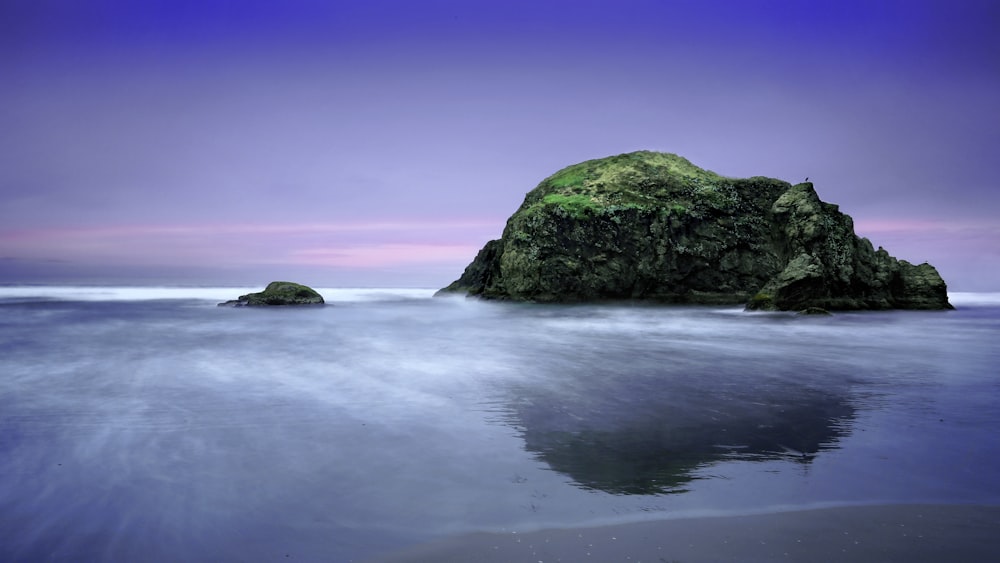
367, 503, 1000, 562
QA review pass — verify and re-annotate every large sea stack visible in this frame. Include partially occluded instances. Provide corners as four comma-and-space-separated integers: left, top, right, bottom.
438, 151, 952, 311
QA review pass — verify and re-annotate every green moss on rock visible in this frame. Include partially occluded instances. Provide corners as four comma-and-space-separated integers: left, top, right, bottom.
219, 281, 325, 307
541, 193, 601, 218
437, 151, 952, 311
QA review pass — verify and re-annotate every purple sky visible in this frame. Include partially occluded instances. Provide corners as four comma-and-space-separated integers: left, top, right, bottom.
2, 0, 998, 290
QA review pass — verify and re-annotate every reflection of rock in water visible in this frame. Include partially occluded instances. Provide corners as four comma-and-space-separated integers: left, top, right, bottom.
511, 380, 855, 495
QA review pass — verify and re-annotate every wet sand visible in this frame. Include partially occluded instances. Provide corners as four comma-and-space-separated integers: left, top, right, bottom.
368, 504, 1000, 562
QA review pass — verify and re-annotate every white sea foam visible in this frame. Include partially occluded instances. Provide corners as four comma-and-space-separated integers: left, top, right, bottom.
4, 286, 996, 307
316, 287, 436, 302
0, 285, 436, 303
0, 286, 255, 301
949, 292, 1000, 306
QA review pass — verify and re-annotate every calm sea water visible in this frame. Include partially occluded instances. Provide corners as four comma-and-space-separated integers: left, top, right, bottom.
2, 287, 999, 561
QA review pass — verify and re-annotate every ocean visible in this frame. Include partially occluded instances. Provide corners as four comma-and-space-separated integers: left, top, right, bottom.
1, 287, 999, 561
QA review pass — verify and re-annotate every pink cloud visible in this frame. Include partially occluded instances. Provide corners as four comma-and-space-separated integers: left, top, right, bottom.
289, 244, 482, 268
0, 219, 501, 240
853, 219, 950, 233
853, 218, 999, 235
0, 220, 498, 270
853, 219, 1000, 257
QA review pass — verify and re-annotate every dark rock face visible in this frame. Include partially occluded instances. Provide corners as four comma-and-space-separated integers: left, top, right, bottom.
218, 281, 325, 307
438, 151, 952, 311
798, 307, 833, 316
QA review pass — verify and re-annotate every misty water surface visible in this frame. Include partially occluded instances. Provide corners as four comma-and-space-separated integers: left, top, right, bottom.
1, 288, 998, 561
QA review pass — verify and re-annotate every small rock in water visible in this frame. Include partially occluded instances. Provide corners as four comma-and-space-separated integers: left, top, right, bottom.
798, 307, 832, 316
218, 281, 325, 307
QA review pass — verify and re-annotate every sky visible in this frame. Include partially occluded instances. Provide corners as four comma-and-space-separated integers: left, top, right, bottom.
1, 0, 998, 290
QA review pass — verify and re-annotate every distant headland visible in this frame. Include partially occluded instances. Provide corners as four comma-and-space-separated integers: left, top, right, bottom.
438, 151, 952, 311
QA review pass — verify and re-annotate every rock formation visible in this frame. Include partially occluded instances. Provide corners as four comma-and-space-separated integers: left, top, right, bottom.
218, 281, 325, 307
438, 151, 952, 311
